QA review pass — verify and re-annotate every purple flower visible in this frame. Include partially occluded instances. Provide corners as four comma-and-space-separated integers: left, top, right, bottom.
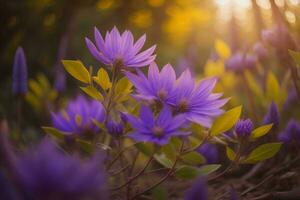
15, 138, 108, 200
106, 120, 124, 137
235, 119, 253, 138
197, 143, 219, 164
225, 52, 256, 72
284, 89, 298, 110
184, 177, 208, 200
51, 96, 105, 135
126, 105, 188, 145
263, 102, 280, 128
253, 42, 268, 61
12, 47, 28, 95
168, 70, 227, 127
125, 62, 176, 103
278, 119, 300, 144
85, 27, 156, 67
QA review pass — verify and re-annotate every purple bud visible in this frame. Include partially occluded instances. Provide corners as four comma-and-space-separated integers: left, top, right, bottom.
235, 119, 253, 138
197, 143, 218, 164
278, 119, 300, 144
184, 177, 208, 200
244, 54, 256, 69
263, 102, 280, 128
12, 47, 28, 95
225, 53, 243, 72
253, 42, 268, 61
106, 120, 124, 137
225, 52, 256, 73
54, 70, 66, 93
284, 89, 298, 110
229, 186, 238, 200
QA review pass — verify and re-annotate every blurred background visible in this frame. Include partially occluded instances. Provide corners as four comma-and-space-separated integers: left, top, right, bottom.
1, 0, 300, 123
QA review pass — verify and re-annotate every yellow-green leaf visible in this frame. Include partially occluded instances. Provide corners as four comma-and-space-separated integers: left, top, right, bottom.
244, 70, 263, 97
243, 143, 282, 164
289, 49, 300, 68
266, 72, 280, 103
154, 153, 173, 168
226, 146, 236, 161
181, 151, 206, 165
62, 60, 90, 83
250, 124, 273, 140
80, 86, 103, 101
215, 39, 231, 59
115, 77, 133, 102
198, 164, 221, 175
93, 68, 112, 90
175, 166, 199, 180
42, 126, 66, 141
211, 106, 242, 136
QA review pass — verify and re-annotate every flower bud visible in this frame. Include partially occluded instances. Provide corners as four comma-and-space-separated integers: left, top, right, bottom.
235, 119, 253, 138
12, 47, 28, 95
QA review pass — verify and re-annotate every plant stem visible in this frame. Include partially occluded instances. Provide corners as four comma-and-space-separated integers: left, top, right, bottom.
130, 141, 185, 199
111, 154, 154, 191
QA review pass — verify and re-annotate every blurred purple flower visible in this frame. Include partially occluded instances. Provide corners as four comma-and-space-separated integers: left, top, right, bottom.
197, 143, 218, 164
284, 89, 298, 110
12, 47, 28, 95
168, 70, 228, 127
127, 105, 188, 145
106, 120, 124, 137
184, 177, 208, 200
262, 26, 296, 50
125, 62, 176, 103
253, 42, 268, 61
225, 52, 256, 72
85, 27, 156, 67
263, 102, 279, 128
51, 96, 105, 135
278, 119, 300, 144
235, 119, 253, 138
15, 138, 108, 200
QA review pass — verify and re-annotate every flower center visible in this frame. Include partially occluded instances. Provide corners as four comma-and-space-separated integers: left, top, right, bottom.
178, 99, 189, 112
152, 126, 164, 137
158, 89, 167, 100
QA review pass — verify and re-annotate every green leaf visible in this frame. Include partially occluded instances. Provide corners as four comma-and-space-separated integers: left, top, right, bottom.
151, 186, 168, 200
243, 143, 282, 164
181, 151, 206, 165
250, 124, 273, 140
161, 143, 176, 161
80, 86, 103, 101
175, 164, 221, 180
198, 164, 221, 175
215, 39, 231, 59
211, 106, 242, 136
42, 126, 66, 141
62, 60, 90, 83
289, 49, 300, 68
226, 147, 236, 161
266, 72, 280, 103
135, 143, 154, 157
93, 68, 112, 90
76, 139, 94, 154
175, 166, 200, 180
154, 153, 173, 168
